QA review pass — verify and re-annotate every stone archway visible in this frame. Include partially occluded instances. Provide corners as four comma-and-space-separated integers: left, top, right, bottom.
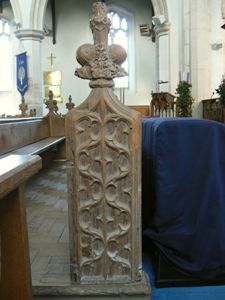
151, 0, 169, 23
9, 0, 22, 25
29, 0, 48, 30
9, 0, 48, 116
10, 0, 48, 30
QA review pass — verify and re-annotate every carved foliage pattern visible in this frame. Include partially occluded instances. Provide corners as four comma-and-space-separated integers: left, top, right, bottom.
73, 98, 132, 282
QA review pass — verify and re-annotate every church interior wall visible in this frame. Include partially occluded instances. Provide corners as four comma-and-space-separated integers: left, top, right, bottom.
188, 0, 225, 117
1, 0, 225, 118
210, 0, 225, 97
42, 0, 156, 114
167, 0, 225, 118
166, 0, 180, 94
190, 0, 212, 116
0, 3, 21, 116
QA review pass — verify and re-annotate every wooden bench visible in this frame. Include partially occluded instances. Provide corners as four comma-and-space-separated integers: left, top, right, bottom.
202, 98, 225, 123
128, 105, 150, 117
0, 155, 42, 300
0, 115, 65, 165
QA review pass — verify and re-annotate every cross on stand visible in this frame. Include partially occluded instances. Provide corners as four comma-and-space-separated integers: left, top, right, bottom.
19, 96, 28, 117
47, 53, 56, 70
66, 95, 75, 111
45, 90, 59, 115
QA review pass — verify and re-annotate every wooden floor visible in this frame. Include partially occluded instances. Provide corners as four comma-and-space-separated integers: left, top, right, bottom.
25, 161, 71, 286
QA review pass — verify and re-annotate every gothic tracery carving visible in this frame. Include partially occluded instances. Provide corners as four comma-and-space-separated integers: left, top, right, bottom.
66, 1, 142, 285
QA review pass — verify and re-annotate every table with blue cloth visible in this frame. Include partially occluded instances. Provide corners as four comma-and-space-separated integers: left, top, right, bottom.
142, 118, 225, 286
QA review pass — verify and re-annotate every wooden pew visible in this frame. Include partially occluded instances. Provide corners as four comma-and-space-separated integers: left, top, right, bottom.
202, 98, 225, 123
128, 105, 150, 117
0, 155, 42, 300
0, 115, 65, 165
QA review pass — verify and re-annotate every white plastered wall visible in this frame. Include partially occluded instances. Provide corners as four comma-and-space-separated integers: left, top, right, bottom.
211, 0, 225, 97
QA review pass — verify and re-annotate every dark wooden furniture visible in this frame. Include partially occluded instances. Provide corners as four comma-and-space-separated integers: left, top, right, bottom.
151, 92, 176, 117
202, 98, 225, 123
0, 155, 42, 300
0, 115, 65, 164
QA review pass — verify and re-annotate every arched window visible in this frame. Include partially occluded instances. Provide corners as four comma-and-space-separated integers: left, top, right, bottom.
107, 8, 134, 89
0, 17, 12, 91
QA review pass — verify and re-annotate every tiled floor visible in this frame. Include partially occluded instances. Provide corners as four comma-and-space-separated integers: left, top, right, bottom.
25, 161, 71, 286
25, 161, 225, 300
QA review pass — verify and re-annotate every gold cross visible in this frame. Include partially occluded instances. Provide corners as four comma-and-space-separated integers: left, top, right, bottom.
47, 53, 56, 70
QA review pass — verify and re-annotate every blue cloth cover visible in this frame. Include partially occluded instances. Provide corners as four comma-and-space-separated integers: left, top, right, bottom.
142, 118, 225, 278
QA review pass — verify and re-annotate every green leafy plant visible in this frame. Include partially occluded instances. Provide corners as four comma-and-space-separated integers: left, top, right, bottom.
215, 78, 225, 107
176, 81, 194, 117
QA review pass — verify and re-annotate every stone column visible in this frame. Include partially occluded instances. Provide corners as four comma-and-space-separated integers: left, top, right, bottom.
65, 2, 150, 299
190, 0, 212, 117
153, 16, 170, 92
15, 29, 44, 116
180, 0, 191, 76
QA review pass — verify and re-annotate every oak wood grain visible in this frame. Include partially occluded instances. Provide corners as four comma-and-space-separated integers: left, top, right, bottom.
0, 154, 42, 300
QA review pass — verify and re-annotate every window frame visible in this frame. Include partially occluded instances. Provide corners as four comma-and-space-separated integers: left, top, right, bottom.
107, 5, 135, 91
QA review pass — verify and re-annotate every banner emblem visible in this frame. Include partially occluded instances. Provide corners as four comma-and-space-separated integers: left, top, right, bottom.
16, 52, 28, 96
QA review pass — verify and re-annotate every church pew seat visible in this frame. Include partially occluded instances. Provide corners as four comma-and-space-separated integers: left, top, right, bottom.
0, 154, 42, 300
0, 116, 65, 166
8, 136, 65, 155
128, 105, 150, 117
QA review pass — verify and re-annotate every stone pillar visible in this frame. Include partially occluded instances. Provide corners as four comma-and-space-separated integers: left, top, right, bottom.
15, 29, 44, 116
65, 2, 150, 299
180, 0, 191, 76
153, 16, 170, 92
190, 0, 212, 117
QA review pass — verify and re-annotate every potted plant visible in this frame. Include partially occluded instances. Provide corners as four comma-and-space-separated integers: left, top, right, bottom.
215, 77, 225, 122
176, 81, 194, 117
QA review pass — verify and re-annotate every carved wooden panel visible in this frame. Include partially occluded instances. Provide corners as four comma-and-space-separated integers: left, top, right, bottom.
66, 1, 143, 285
66, 88, 141, 283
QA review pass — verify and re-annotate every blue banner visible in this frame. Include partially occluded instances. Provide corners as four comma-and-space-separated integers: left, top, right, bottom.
16, 52, 28, 96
